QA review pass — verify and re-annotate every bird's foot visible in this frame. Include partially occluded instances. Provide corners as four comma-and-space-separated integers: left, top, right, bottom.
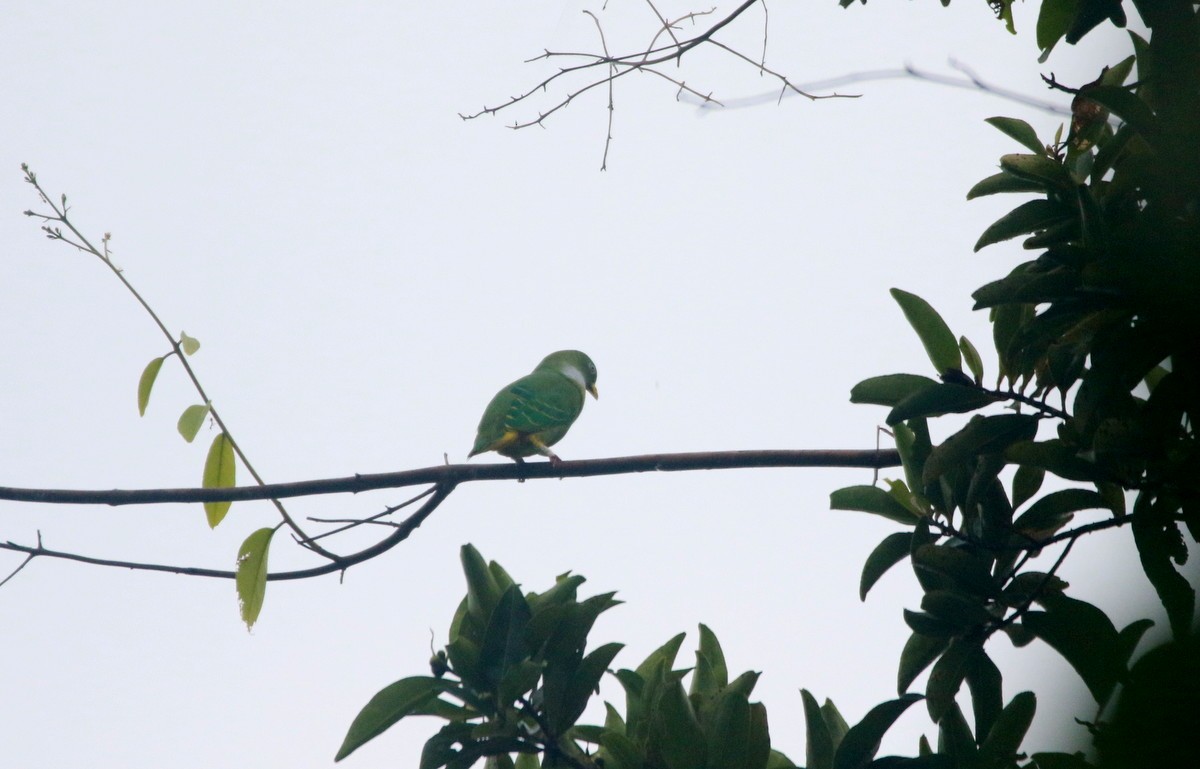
548, 453, 563, 467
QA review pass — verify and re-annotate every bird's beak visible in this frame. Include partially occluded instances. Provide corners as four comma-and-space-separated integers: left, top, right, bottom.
587, 384, 599, 399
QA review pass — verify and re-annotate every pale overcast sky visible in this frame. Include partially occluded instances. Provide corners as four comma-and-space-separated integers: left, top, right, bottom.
1, 2, 1164, 768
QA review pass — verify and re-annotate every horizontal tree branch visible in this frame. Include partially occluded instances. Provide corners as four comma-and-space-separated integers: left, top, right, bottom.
0, 449, 900, 507
0, 483, 458, 581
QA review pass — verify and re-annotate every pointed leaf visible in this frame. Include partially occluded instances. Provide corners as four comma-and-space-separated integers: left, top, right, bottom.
177, 403, 211, 443
999, 153, 1073, 191
861, 532, 914, 601
974, 200, 1073, 251
959, 337, 983, 383
979, 691, 1036, 764
821, 698, 850, 753
137, 356, 165, 416
985, 117, 1045, 154
801, 691, 830, 767
850, 374, 939, 407
890, 289, 962, 376
202, 432, 236, 527
1023, 594, 1120, 702
887, 384, 997, 425
1013, 488, 1106, 538
707, 692, 752, 769
1036, 0, 1076, 53
830, 486, 920, 525
655, 678, 706, 769
461, 544, 503, 629
926, 638, 975, 722
691, 624, 728, 695
922, 414, 1038, 486
898, 632, 950, 694
236, 527, 275, 629
802, 689, 834, 769
336, 676, 460, 761
967, 172, 1046, 200
833, 694, 923, 769
964, 648, 1003, 744
913, 545, 999, 598
1011, 465, 1045, 511
937, 702, 976, 763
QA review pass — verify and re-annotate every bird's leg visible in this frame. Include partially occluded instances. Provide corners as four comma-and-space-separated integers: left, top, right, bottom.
529, 436, 562, 465
513, 455, 526, 483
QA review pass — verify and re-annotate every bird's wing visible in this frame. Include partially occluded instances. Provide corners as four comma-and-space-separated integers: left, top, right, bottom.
503, 371, 584, 434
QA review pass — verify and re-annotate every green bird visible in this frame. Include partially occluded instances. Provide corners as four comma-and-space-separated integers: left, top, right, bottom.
469, 350, 598, 463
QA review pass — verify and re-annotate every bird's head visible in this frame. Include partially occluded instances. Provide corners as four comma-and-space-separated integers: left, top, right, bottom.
537, 349, 598, 399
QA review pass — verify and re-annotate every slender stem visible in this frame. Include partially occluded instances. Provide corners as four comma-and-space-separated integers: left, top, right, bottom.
22, 168, 334, 560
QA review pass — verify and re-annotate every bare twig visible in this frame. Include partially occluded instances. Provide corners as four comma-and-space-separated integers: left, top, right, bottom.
21, 167, 336, 561
0, 483, 456, 582
0, 449, 900, 507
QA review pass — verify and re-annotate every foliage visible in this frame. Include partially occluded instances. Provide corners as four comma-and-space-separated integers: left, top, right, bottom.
342, 1, 1199, 766
337, 545, 797, 769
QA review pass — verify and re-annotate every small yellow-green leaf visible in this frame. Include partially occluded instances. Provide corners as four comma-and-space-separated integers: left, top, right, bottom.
959, 337, 983, 383
180, 331, 201, 356
137, 356, 166, 416
985, 117, 1045, 154
236, 526, 275, 629
830, 485, 920, 525
890, 289, 962, 376
177, 403, 211, 443
203, 431, 236, 527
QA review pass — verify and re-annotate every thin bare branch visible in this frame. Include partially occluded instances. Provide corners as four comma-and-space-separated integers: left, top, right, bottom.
0, 449, 900, 506
0, 483, 456, 582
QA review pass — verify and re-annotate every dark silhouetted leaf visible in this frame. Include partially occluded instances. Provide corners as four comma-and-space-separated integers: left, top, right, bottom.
833, 694, 923, 769
861, 532, 914, 601
851, 374, 939, 407
888, 384, 998, 425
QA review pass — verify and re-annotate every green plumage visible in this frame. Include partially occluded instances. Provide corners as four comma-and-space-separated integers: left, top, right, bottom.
469, 350, 598, 462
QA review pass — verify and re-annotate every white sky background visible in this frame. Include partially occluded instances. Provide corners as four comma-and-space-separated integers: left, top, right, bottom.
0, 2, 1174, 767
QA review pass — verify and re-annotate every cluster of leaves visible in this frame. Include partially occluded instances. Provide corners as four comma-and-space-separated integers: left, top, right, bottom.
338, 545, 795, 769
825, 3, 1198, 766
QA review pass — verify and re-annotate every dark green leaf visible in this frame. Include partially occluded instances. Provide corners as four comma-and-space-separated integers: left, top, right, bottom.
202, 432, 236, 528
912, 542, 998, 597
1011, 465, 1045, 511
850, 374, 939, 407
461, 544, 503, 628
1005, 440, 1099, 483
903, 610, 958, 639
999, 153, 1073, 190
137, 356, 165, 416
985, 117, 1045, 154
235, 527, 275, 629
923, 414, 1039, 486
1029, 752, 1095, 769
831, 486, 921, 525
802, 689, 835, 769
336, 677, 460, 761
937, 703, 977, 763
1013, 488, 1106, 538
557, 642, 623, 730
898, 632, 950, 694
964, 649, 1004, 744
861, 532, 914, 601
708, 692, 752, 769
1084, 85, 1159, 144
974, 200, 1073, 252
973, 267, 1080, 308
887, 384, 997, 425
654, 678, 706, 769
833, 694, 923, 769
926, 639, 975, 723
967, 172, 1047, 199
481, 585, 533, 687
767, 749, 800, 768
979, 691, 1036, 764
598, 730, 641, 769
692, 623, 728, 693
890, 289, 962, 376
1023, 594, 1121, 702
822, 698, 850, 753
1132, 503, 1196, 640
921, 590, 993, 629
1115, 618, 1154, 666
